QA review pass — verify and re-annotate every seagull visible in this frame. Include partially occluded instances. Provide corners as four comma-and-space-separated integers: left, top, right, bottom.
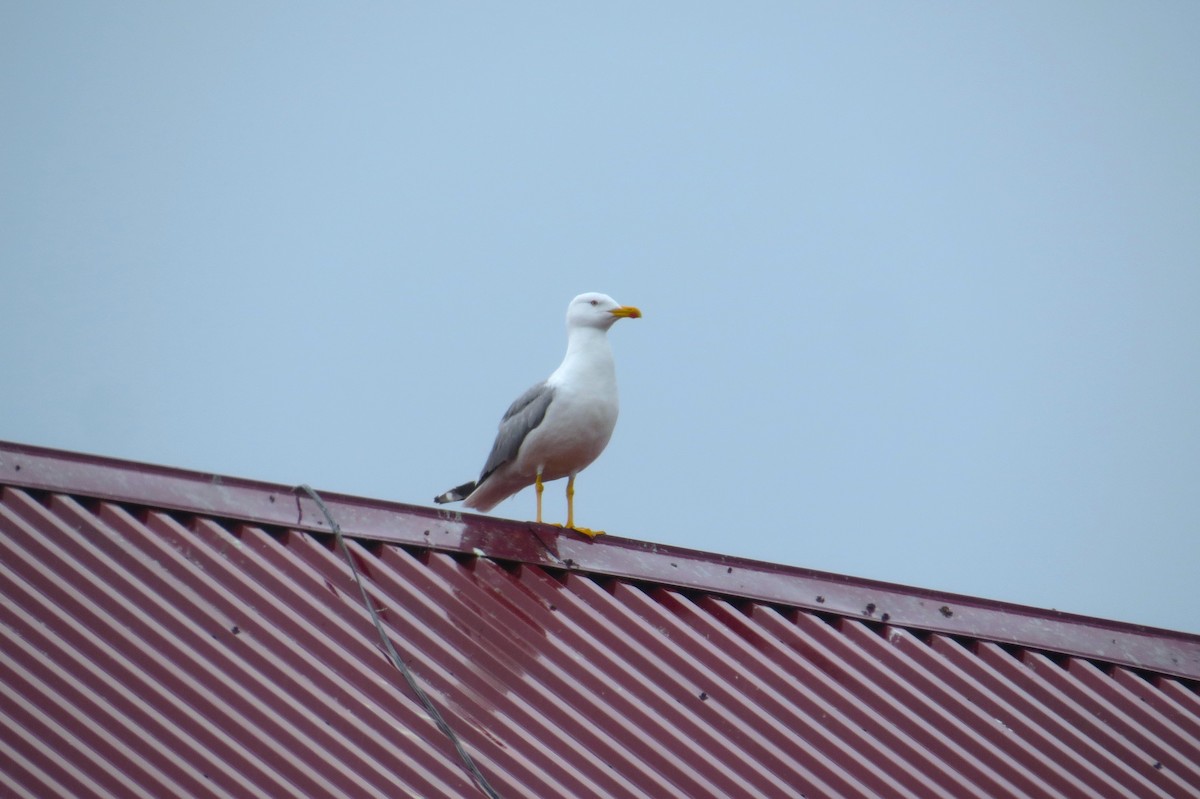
435, 292, 641, 537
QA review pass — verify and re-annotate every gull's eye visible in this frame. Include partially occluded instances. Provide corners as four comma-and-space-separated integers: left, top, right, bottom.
589, 299, 598, 306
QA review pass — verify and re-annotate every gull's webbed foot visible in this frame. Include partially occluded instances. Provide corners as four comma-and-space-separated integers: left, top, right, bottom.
551, 523, 606, 539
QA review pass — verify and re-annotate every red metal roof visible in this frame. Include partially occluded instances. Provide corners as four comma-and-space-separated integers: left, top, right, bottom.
2, 440, 1198, 798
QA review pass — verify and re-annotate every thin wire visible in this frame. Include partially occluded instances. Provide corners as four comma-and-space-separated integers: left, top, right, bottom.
295, 484, 501, 799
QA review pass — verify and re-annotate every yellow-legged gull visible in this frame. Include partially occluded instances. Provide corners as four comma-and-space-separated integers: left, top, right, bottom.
435, 292, 641, 536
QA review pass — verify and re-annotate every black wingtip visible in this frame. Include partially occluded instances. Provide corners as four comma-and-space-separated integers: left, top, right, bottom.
434, 480, 477, 504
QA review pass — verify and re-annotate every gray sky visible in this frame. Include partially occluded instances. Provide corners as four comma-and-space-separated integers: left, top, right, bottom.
3, 3, 1198, 633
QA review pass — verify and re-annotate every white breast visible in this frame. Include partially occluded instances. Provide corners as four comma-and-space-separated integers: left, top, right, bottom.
517, 385, 619, 480
515, 325, 621, 481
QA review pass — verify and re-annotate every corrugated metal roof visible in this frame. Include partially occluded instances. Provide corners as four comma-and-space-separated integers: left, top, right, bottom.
2, 440, 1198, 799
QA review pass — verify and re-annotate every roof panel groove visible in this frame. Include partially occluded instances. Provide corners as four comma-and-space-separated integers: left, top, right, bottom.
23, 512, 386, 799
859, 619, 1094, 791
514, 569, 770, 798
1, 504, 317, 797
1147, 671, 1200, 729
1068, 660, 1200, 786
614, 584, 925, 799
1056, 658, 1200, 792
1122, 670, 1200, 740
374, 549, 669, 798
933, 636, 1163, 797
770, 608, 1029, 798
836, 618, 1081, 798
1016, 650, 1193, 796
684, 595, 964, 799
1017, 652, 1195, 787
176, 519, 522, 797
370, 546, 698, 798
1, 656, 164, 799
123, 518, 462, 797
2, 616, 238, 799
0, 575, 270, 799
924, 630, 1147, 797
561, 570, 824, 798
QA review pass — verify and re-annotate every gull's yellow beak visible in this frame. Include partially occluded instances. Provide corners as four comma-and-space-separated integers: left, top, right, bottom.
610, 305, 642, 319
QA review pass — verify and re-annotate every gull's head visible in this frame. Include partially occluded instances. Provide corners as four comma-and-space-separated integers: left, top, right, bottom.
566, 292, 642, 331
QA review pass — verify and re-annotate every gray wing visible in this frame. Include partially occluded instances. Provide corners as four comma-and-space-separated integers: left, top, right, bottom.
477, 381, 555, 484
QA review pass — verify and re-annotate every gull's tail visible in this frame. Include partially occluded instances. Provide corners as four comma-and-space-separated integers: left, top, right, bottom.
434, 481, 476, 504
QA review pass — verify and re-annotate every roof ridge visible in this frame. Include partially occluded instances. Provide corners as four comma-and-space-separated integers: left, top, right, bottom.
3, 438, 1199, 680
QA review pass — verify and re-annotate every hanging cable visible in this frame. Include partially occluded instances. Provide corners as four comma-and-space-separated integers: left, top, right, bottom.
295, 484, 501, 799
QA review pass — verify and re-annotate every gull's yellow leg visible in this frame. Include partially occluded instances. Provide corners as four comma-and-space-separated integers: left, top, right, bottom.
565, 474, 605, 539
535, 471, 544, 523
565, 475, 575, 529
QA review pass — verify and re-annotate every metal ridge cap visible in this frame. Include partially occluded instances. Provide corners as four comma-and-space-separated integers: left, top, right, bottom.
3, 439, 1199, 680
545, 532, 1200, 680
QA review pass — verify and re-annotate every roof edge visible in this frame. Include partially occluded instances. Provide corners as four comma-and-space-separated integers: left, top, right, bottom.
4, 439, 1199, 680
